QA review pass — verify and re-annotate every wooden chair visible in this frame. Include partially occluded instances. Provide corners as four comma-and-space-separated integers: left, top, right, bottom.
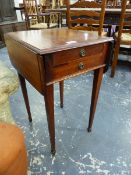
23, 0, 60, 29
111, 0, 131, 77
66, 0, 107, 36
59, 0, 109, 128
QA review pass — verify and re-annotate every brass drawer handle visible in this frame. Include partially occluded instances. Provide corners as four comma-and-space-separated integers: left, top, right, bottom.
78, 62, 85, 70
80, 48, 86, 57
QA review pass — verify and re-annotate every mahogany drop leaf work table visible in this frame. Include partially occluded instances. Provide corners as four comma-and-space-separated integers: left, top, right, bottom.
5, 28, 113, 155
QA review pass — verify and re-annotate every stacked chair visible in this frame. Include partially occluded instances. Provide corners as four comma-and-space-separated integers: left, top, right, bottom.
23, 0, 61, 29
111, 0, 131, 77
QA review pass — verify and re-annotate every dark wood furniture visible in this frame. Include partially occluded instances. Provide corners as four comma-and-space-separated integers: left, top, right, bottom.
5, 28, 113, 155
0, 0, 16, 22
111, 1, 131, 77
0, 21, 27, 47
0, 0, 25, 48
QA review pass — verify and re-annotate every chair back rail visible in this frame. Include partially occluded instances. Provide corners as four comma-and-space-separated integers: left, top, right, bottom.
66, 0, 107, 36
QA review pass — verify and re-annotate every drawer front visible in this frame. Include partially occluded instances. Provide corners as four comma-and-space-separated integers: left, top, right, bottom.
45, 43, 109, 84
52, 43, 104, 66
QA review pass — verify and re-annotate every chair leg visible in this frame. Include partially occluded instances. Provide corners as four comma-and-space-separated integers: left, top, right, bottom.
111, 42, 120, 78
59, 81, 64, 108
111, 57, 118, 78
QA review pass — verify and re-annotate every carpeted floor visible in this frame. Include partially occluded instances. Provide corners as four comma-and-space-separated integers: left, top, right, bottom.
0, 47, 131, 175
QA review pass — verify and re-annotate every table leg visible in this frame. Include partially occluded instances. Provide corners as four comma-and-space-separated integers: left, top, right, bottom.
18, 73, 32, 122
87, 67, 104, 132
59, 81, 64, 108
44, 84, 55, 155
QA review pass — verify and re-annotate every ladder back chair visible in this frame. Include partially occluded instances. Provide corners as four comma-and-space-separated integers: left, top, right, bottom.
23, 0, 60, 29
66, 0, 107, 36
111, 0, 131, 77
59, 0, 109, 131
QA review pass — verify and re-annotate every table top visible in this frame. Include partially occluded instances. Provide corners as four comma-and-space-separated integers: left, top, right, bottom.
46, 7, 131, 13
5, 28, 113, 55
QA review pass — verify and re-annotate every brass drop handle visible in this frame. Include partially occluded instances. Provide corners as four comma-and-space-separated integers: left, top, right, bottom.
78, 62, 85, 70
80, 48, 86, 57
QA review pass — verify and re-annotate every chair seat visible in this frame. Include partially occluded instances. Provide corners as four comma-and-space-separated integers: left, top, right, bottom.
30, 23, 58, 29
115, 32, 131, 45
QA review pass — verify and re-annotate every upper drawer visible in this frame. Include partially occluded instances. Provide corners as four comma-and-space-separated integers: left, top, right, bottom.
52, 43, 104, 67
